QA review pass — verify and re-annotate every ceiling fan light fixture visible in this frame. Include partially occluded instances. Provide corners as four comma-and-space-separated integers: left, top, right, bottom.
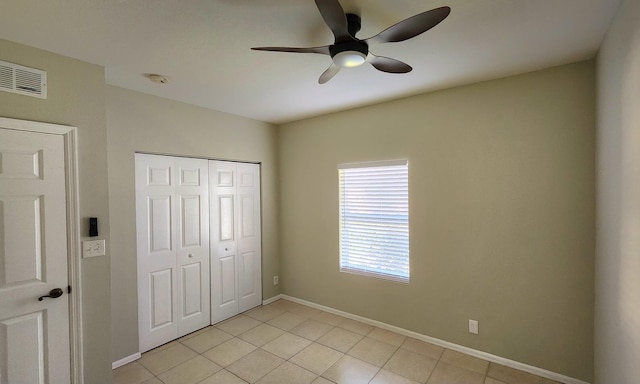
333, 50, 366, 68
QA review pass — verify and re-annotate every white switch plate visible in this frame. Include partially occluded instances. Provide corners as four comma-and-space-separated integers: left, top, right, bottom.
83, 239, 105, 258
469, 319, 479, 334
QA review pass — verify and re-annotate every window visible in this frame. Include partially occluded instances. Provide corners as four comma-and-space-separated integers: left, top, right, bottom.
338, 160, 409, 283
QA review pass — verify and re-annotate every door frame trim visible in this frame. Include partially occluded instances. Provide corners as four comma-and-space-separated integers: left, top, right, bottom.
0, 117, 84, 384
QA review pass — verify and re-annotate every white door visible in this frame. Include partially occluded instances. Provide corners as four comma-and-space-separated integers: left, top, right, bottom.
136, 154, 210, 352
174, 157, 210, 336
236, 163, 262, 313
210, 161, 261, 323
0, 128, 71, 383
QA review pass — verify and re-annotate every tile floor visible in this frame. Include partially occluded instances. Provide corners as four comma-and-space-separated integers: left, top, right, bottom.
113, 299, 565, 384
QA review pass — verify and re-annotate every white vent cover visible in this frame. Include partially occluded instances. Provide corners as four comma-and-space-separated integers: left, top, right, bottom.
0, 60, 47, 99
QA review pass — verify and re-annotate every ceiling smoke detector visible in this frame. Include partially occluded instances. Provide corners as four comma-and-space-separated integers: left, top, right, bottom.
148, 74, 168, 84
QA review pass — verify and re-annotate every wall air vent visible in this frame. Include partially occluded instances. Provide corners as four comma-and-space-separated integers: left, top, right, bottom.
0, 60, 47, 99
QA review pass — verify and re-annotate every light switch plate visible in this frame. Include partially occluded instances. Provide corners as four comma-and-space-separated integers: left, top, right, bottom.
83, 239, 105, 258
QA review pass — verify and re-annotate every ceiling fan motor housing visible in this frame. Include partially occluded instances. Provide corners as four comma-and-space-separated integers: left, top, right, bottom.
329, 40, 368, 58
329, 13, 368, 66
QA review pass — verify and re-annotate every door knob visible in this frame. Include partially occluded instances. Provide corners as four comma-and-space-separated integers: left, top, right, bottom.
38, 288, 64, 301
188, 254, 194, 258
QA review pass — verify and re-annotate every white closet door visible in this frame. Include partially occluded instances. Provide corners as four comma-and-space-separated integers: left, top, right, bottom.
136, 154, 177, 352
175, 157, 210, 336
136, 154, 210, 352
236, 163, 262, 312
210, 161, 239, 323
210, 161, 262, 323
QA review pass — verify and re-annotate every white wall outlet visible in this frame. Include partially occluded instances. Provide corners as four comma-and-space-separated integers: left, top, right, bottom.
469, 319, 479, 334
82, 239, 106, 258
273, 275, 279, 285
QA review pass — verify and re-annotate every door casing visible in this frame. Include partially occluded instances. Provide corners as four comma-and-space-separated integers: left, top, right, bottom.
0, 117, 83, 384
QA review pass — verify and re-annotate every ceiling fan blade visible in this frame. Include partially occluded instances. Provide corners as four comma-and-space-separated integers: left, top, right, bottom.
251, 46, 331, 55
319, 63, 341, 84
365, 6, 451, 44
367, 53, 412, 73
314, 0, 352, 42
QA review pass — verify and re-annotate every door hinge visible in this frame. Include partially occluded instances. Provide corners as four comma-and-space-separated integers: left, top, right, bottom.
67, 285, 72, 294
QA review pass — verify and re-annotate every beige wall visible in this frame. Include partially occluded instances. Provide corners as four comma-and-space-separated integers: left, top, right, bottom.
278, 62, 595, 381
106, 85, 280, 362
0, 40, 112, 383
595, 0, 640, 382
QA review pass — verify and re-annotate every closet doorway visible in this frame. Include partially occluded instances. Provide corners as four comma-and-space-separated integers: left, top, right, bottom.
135, 154, 262, 352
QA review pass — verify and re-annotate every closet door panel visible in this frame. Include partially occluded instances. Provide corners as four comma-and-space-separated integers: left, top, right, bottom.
210, 161, 239, 323
136, 154, 178, 352
175, 157, 210, 336
237, 163, 262, 312
181, 263, 203, 317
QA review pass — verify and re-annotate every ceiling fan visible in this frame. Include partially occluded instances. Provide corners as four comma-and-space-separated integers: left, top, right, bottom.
252, 0, 451, 84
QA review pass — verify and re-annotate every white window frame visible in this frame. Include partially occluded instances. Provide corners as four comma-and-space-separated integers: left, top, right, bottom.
338, 160, 410, 283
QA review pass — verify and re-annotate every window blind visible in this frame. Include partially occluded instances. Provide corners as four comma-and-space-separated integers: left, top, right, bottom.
338, 160, 409, 283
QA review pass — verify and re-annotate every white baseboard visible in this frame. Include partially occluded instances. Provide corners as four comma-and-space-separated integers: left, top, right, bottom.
279, 294, 590, 384
112, 352, 142, 370
262, 294, 283, 305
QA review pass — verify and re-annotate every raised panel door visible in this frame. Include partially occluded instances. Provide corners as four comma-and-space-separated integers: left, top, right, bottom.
0, 128, 70, 383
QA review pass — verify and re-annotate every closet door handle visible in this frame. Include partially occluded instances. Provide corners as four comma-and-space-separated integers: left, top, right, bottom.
38, 288, 64, 301
188, 254, 194, 258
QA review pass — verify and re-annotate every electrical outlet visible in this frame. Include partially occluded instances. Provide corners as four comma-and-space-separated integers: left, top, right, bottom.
469, 319, 479, 334
273, 275, 279, 285
82, 239, 105, 258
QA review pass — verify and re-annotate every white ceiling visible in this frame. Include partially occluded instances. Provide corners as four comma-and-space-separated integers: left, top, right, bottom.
1, 0, 620, 124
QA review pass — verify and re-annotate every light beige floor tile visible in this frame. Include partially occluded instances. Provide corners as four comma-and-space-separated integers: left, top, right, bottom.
401, 338, 445, 359
292, 319, 334, 341
269, 299, 301, 311
542, 379, 564, 384
227, 349, 285, 383
487, 363, 543, 384
239, 323, 285, 347
368, 328, 407, 347
113, 362, 153, 384
337, 318, 374, 336
384, 348, 438, 383
138, 343, 198, 375
439, 350, 489, 375
484, 378, 507, 384
142, 340, 180, 357
203, 338, 257, 367
199, 369, 249, 384
370, 369, 421, 384
157, 355, 221, 384
426, 361, 485, 384
317, 327, 364, 353
256, 361, 318, 384
141, 378, 163, 384
244, 306, 286, 322
322, 355, 380, 384
347, 337, 398, 367
217, 315, 262, 336
262, 332, 312, 359
267, 312, 307, 331
178, 326, 212, 342
312, 377, 337, 384
316, 311, 346, 326
289, 305, 322, 318
182, 327, 233, 353
290, 343, 344, 375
